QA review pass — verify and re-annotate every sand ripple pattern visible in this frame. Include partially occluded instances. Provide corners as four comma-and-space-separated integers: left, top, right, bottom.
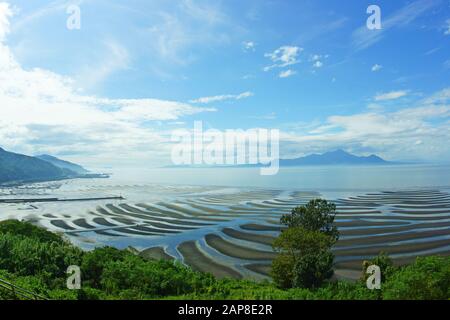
5, 186, 450, 280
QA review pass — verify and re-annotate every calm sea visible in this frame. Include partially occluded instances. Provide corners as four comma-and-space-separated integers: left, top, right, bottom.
98, 164, 450, 191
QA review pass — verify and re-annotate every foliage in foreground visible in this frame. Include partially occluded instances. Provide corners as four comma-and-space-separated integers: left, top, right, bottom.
0, 220, 448, 300
272, 199, 338, 289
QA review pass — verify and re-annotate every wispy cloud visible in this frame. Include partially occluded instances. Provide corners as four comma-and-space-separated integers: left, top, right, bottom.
181, 0, 225, 25
313, 61, 323, 68
264, 46, 302, 71
445, 60, 450, 69
294, 17, 348, 44
242, 74, 255, 80
189, 91, 254, 104
242, 41, 256, 52
309, 54, 328, 69
138, 0, 238, 65
279, 69, 296, 78
309, 54, 328, 68
74, 40, 130, 89
11, 0, 81, 31
371, 64, 382, 72
444, 19, 450, 35
352, 0, 440, 51
374, 90, 409, 101
0, 2, 12, 40
423, 88, 450, 105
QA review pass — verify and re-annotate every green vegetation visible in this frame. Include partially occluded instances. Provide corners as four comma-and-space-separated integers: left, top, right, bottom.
0, 216, 448, 300
273, 199, 338, 289
0, 147, 72, 184
362, 251, 394, 284
280, 199, 339, 241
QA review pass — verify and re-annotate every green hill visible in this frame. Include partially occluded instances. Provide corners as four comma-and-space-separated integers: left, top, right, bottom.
0, 147, 75, 184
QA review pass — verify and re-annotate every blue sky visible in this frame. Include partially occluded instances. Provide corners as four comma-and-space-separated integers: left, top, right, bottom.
0, 0, 449, 168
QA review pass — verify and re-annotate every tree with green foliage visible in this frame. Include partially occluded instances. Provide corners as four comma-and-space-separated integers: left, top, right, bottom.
272, 199, 339, 289
292, 249, 335, 289
271, 227, 335, 289
280, 199, 339, 242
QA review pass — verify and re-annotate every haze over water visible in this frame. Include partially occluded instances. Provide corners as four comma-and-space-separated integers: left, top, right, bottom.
103, 164, 450, 192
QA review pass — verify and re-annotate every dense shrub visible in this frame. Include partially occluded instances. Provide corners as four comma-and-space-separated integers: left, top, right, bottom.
0, 220, 64, 244
382, 256, 450, 300
0, 232, 83, 279
362, 251, 394, 283
81, 246, 133, 288
100, 254, 215, 298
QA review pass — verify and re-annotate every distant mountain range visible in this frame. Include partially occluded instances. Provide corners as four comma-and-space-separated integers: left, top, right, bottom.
279, 149, 390, 166
0, 147, 107, 185
167, 149, 393, 168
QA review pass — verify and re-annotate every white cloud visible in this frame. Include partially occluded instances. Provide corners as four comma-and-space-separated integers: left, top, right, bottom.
181, 0, 225, 25
423, 88, 450, 105
11, 0, 74, 31
313, 61, 323, 68
189, 91, 254, 104
242, 74, 255, 80
309, 54, 327, 69
0, 2, 12, 41
444, 19, 450, 35
139, 0, 235, 65
264, 46, 302, 71
424, 47, 440, 55
371, 64, 383, 72
13, 1, 237, 68
352, 0, 440, 50
280, 88, 450, 161
0, 6, 214, 167
242, 41, 256, 52
279, 69, 296, 78
374, 90, 409, 101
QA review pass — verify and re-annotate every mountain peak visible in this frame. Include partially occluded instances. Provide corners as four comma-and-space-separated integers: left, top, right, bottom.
280, 150, 389, 166
328, 149, 350, 155
36, 154, 56, 159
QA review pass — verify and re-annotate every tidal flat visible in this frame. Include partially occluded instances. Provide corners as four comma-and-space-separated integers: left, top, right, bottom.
1, 178, 449, 281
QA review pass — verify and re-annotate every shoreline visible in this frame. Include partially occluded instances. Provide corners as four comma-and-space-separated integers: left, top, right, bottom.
0, 173, 110, 188
0, 196, 124, 204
